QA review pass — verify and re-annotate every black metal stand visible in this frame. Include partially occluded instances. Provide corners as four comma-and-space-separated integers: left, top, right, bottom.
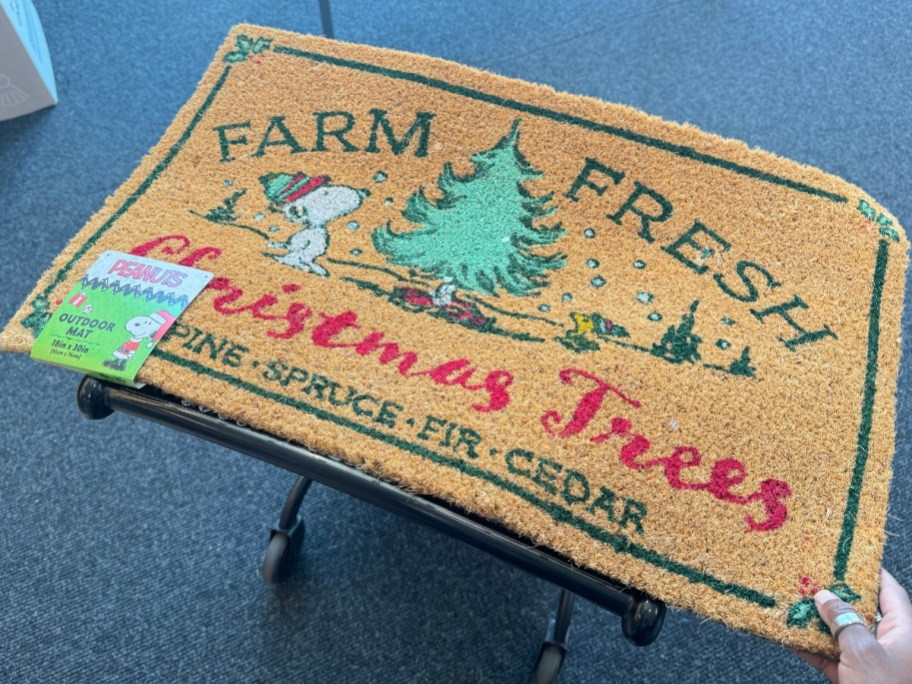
76, 376, 664, 682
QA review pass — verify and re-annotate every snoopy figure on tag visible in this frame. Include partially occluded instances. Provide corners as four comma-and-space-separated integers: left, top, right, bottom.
103, 310, 176, 371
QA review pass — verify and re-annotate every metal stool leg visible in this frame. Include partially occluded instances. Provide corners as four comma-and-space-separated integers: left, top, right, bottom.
317, 0, 334, 38
262, 475, 313, 583
530, 590, 576, 684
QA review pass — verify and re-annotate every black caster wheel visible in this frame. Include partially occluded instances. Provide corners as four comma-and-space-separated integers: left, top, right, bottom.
262, 519, 305, 584
531, 644, 565, 684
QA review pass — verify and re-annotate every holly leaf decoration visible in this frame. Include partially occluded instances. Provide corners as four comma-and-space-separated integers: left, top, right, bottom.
858, 198, 877, 221
830, 582, 861, 604
236, 34, 254, 52
875, 215, 900, 242
786, 597, 817, 628
223, 51, 247, 63
252, 37, 272, 54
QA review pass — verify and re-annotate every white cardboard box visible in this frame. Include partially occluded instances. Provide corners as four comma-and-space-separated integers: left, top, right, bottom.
0, 0, 56, 121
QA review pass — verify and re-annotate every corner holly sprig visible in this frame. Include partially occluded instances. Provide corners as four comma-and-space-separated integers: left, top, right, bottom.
786, 580, 860, 631
858, 199, 900, 242
223, 34, 272, 63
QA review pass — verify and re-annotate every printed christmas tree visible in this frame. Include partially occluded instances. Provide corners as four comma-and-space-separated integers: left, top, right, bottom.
372, 119, 565, 305
652, 300, 702, 364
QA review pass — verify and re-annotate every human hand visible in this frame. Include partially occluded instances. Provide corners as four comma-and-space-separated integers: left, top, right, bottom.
796, 569, 912, 683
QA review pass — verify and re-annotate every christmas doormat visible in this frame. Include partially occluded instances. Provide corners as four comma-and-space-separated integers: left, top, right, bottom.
1, 25, 906, 656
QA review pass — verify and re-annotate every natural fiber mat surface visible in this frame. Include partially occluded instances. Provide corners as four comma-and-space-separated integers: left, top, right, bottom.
1, 25, 906, 656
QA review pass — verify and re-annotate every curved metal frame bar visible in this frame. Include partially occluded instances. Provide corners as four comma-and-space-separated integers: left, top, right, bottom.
76, 376, 665, 650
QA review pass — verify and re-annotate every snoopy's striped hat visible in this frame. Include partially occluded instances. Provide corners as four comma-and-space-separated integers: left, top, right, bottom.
259, 172, 330, 208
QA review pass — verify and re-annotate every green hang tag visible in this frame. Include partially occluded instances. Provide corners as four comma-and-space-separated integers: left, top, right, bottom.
31, 250, 213, 386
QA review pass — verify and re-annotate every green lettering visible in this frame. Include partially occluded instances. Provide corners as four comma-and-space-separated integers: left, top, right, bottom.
213, 121, 251, 162
505, 448, 534, 477
261, 360, 287, 382
532, 457, 563, 495
181, 328, 204, 350
714, 260, 781, 303
453, 427, 482, 459
312, 111, 359, 152
619, 499, 647, 535
565, 157, 624, 201
222, 343, 248, 368
192, 334, 228, 360
352, 395, 378, 417
374, 400, 402, 428
663, 220, 730, 274
365, 109, 435, 157
303, 373, 338, 399
751, 295, 837, 350
253, 115, 306, 157
163, 322, 192, 341
561, 469, 591, 505
417, 415, 447, 440
586, 486, 618, 522
280, 366, 309, 387
607, 181, 673, 243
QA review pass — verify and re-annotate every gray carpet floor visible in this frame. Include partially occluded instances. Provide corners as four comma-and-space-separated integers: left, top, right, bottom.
1, 1, 910, 682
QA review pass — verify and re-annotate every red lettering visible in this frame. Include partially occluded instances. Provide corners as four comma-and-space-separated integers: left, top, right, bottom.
475, 370, 513, 413
130, 234, 191, 258
591, 417, 652, 469
543, 368, 790, 533
269, 302, 312, 339
311, 311, 361, 348
354, 332, 419, 375
179, 247, 222, 267
411, 358, 475, 385
705, 458, 749, 503
208, 277, 312, 340
541, 369, 640, 437
643, 446, 706, 491
743, 479, 792, 532
132, 234, 515, 414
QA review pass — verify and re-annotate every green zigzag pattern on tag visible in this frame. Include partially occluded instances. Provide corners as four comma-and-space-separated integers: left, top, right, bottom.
223, 35, 272, 63
787, 582, 861, 632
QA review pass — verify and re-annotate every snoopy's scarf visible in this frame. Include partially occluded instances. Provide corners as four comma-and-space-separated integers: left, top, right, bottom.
1, 25, 906, 657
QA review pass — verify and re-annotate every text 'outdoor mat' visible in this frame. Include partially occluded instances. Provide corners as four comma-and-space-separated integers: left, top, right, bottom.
1, 25, 906, 656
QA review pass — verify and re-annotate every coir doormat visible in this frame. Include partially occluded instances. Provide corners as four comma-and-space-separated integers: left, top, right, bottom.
1, 25, 906, 656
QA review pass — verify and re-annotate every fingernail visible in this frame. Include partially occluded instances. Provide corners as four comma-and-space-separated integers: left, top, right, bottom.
815, 589, 838, 605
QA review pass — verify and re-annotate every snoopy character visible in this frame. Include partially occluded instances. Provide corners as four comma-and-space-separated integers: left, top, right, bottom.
260, 171, 368, 276
103, 310, 176, 371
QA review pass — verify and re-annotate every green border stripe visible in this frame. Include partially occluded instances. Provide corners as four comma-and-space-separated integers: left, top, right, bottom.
155, 349, 775, 608
833, 238, 890, 580
273, 45, 847, 204
39, 64, 234, 299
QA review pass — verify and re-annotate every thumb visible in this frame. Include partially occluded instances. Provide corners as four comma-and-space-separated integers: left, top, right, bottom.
815, 590, 884, 670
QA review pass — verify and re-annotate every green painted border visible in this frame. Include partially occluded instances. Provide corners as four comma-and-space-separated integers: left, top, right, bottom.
25, 38, 893, 611
273, 45, 847, 204
833, 238, 890, 581
34, 64, 234, 302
